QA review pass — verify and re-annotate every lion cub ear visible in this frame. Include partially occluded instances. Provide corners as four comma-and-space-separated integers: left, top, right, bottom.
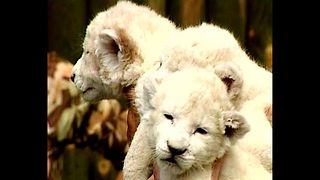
222, 111, 250, 144
213, 62, 243, 102
97, 29, 123, 55
135, 70, 167, 113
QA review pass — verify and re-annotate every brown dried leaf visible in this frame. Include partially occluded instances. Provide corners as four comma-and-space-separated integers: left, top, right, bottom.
48, 124, 55, 138
66, 144, 76, 152
56, 106, 76, 141
68, 82, 80, 97
97, 100, 112, 121
97, 158, 112, 177
48, 78, 63, 115
116, 120, 128, 142
119, 110, 128, 122
124, 143, 129, 154
265, 44, 272, 71
114, 131, 122, 143
109, 99, 121, 117
108, 134, 114, 148
54, 61, 73, 80
105, 121, 115, 131
47, 52, 58, 77
75, 102, 90, 128
87, 111, 104, 137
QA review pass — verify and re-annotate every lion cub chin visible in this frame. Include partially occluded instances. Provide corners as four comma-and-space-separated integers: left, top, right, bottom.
123, 67, 271, 180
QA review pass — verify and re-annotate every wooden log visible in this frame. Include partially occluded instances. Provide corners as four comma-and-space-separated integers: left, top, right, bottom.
166, 0, 205, 28
165, 0, 181, 26
180, 0, 205, 27
265, 43, 272, 70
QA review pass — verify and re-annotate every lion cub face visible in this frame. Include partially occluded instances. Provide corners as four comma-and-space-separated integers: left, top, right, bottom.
71, 1, 177, 103
71, 13, 124, 102
140, 68, 249, 175
72, 41, 116, 102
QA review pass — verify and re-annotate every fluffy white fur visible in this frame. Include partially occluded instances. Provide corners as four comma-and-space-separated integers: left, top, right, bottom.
123, 23, 272, 179
158, 23, 272, 172
159, 23, 272, 108
124, 67, 271, 180
71, 1, 177, 102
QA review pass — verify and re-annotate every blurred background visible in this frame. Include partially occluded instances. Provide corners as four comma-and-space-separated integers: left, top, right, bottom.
48, 0, 272, 180
48, 0, 272, 68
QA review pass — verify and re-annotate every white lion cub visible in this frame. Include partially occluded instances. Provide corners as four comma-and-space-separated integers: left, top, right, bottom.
123, 67, 271, 180
71, 1, 177, 103
158, 23, 272, 172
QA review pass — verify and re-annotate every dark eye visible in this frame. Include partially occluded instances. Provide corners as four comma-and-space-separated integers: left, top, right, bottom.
85, 51, 89, 54
164, 114, 173, 120
157, 61, 163, 70
194, 128, 208, 135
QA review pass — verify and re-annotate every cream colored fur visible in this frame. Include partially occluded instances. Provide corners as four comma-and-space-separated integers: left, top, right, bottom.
124, 67, 271, 180
123, 23, 272, 179
159, 23, 272, 108
158, 23, 272, 172
71, 1, 177, 102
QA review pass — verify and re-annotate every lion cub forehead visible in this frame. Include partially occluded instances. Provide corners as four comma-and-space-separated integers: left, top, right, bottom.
154, 68, 230, 113
158, 68, 227, 97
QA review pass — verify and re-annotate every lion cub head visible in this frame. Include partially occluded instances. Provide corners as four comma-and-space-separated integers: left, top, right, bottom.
71, 1, 176, 102
136, 67, 250, 176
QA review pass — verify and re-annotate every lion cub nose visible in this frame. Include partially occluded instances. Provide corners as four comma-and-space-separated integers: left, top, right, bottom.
168, 144, 187, 156
70, 73, 75, 82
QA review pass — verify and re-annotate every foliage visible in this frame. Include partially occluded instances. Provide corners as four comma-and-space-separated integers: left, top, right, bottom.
48, 52, 128, 180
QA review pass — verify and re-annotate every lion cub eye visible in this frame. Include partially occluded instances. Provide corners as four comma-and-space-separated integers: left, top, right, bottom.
194, 128, 208, 135
164, 114, 174, 120
85, 51, 90, 54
